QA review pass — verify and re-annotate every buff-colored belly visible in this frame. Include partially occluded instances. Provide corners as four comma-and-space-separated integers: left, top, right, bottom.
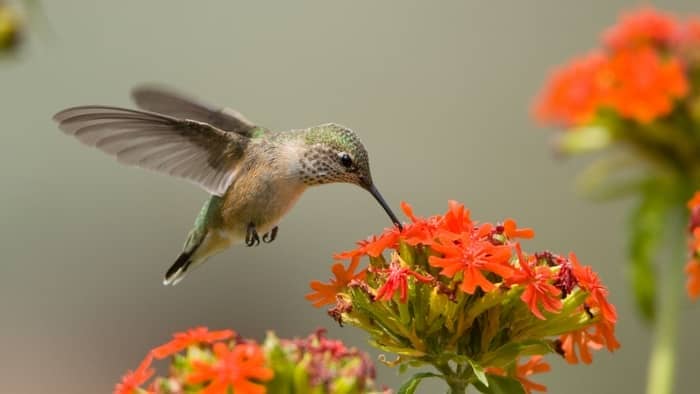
220, 177, 306, 239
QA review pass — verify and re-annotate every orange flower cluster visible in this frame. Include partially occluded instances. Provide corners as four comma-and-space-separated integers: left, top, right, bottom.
308, 201, 619, 392
114, 327, 271, 394
686, 192, 700, 300
114, 327, 380, 394
534, 7, 696, 126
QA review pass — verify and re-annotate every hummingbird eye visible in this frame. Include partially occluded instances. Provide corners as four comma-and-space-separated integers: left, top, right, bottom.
339, 152, 353, 168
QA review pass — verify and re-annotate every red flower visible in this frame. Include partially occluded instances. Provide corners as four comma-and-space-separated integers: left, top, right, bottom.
486, 356, 550, 394
685, 259, 700, 300
502, 218, 535, 240
306, 257, 366, 307
373, 256, 433, 303
570, 253, 617, 323
151, 327, 235, 359
399, 201, 442, 246
438, 200, 473, 236
591, 318, 621, 353
429, 232, 513, 294
509, 244, 562, 320
515, 356, 550, 394
533, 51, 609, 126
603, 47, 688, 123
114, 354, 154, 394
558, 329, 602, 365
603, 7, 678, 50
188, 342, 273, 394
334, 232, 400, 260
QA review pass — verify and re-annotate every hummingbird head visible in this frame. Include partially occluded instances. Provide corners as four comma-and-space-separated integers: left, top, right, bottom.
299, 123, 402, 229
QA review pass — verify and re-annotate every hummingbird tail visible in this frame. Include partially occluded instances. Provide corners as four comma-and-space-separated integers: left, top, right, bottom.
163, 249, 197, 286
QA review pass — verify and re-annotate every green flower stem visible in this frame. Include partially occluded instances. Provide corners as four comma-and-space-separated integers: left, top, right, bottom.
434, 362, 468, 394
646, 207, 687, 394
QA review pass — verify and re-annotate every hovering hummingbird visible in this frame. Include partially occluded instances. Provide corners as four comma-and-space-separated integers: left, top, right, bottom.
53, 85, 402, 285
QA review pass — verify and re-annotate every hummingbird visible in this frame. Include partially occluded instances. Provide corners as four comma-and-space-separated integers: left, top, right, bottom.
53, 85, 402, 285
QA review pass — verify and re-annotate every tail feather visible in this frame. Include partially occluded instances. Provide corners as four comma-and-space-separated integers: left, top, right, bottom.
163, 249, 195, 286
164, 196, 222, 285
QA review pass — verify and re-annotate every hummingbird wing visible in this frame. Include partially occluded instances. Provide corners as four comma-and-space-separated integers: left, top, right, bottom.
130, 84, 265, 138
53, 106, 246, 196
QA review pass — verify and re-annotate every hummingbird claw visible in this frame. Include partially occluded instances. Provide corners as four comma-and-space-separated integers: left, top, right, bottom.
246, 223, 260, 247
262, 226, 278, 243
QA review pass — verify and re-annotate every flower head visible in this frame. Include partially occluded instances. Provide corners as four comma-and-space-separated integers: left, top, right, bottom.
509, 244, 562, 320
571, 253, 617, 324
188, 342, 273, 394
306, 257, 366, 307
533, 51, 609, 126
603, 47, 688, 123
116, 328, 380, 394
278, 329, 376, 391
373, 254, 433, 302
429, 230, 513, 294
151, 326, 235, 359
315, 201, 619, 393
603, 7, 678, 50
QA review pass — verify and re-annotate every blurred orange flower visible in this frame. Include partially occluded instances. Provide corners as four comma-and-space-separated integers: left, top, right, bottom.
603, 7, 678, 50
604, 48, 688, 123
187, 342, 274, 394
685, 259, 700, 299
151, 327, 235, 359
306, 257, 366, 307
533, 52, 609, 126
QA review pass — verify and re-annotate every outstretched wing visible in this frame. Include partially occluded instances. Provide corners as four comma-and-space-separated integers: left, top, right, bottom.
131, 84, 264, 137
53, 106, 247, 196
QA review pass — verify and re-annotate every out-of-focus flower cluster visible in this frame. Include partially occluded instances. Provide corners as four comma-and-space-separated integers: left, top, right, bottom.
533, 7, 700, 172
307, 201, 619, 393
534, 7, 697, 127
687, 192, 700, 300
114, 327, 383, 394
533, 6, 700, 319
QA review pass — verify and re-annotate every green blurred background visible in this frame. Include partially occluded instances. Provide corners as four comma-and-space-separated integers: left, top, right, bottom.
2, 1, 700, 393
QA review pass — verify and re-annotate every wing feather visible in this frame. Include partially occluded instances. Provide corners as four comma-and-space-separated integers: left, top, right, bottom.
131, 84, 259, 136
53, 106, 247, 196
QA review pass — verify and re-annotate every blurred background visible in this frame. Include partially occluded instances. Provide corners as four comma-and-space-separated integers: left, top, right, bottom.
2, 1, 700, 393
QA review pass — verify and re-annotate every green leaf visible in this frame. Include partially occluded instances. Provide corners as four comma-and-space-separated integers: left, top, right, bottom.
480, 340, 553, 367
469, 359, 488, 387
556, 124, 613, 155
397, 372, 442, 394
629, 183, 668, 322
474, 375, 526, 394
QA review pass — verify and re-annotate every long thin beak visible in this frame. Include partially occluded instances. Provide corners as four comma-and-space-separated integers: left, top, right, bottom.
366, 184, 403, 230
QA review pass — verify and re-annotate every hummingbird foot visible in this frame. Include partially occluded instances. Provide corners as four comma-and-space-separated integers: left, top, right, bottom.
245, 222, 261, 246
262, 226, 278, 243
